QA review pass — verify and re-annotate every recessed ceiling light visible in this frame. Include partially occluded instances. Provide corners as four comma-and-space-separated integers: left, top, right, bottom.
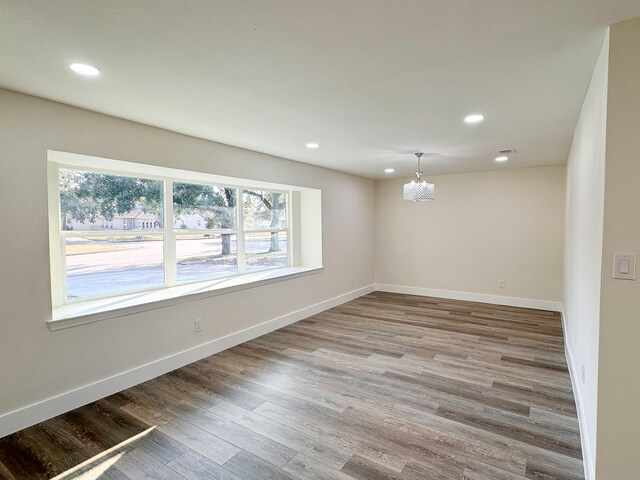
69, 63, 101, 76
495, 156, 508, 162
305, 143, 319, 149
464, 114, 484, 124
384, 168, 394, 173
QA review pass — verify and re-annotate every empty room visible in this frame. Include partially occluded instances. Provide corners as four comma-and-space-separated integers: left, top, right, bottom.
1, 1, 639, 479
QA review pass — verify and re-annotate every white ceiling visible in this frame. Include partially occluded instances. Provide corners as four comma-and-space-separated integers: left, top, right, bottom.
1, 1, 640, 179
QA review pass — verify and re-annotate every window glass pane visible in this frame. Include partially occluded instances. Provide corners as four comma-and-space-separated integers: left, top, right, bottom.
245, 231, 288, 272
176, 234, 237, 283
173, 183, 237, 230
243, 190, 287, 230
65, 235, 164, 299
59, 169, 164, 232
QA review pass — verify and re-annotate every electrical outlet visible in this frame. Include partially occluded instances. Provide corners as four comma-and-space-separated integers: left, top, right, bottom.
194, 319, 202, 333
581, 364, 586, 384
350, 276, 355, 286
499, 280, 505, 289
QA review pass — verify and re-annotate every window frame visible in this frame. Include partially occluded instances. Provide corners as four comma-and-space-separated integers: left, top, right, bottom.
241, 188, 291, 275
49, 161, 294, 306
168, 179, 242, 287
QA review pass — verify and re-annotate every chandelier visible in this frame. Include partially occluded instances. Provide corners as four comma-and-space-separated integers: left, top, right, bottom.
403, 152, 435, 201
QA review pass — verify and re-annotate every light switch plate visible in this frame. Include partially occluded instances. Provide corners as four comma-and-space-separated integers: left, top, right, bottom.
613, 253, 636, 280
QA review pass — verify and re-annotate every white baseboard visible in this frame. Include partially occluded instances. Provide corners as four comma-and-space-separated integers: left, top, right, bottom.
561, 309, 594, 480
375, 283, 562, 312
0, 284, 375, 438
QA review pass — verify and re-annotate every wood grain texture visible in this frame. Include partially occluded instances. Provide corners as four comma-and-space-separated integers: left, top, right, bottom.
0, 292, 584, 479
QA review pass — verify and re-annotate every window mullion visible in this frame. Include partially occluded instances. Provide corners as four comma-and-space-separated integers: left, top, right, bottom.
164, 180, 177, 286
237, 188, 246, 275
287, 190, 292, 267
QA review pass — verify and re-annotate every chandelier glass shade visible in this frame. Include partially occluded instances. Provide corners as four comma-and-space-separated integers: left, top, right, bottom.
403, 179, 435, 201
403, 153, 435, 201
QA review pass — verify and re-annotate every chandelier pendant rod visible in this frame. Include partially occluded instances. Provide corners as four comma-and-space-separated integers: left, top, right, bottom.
415, 152, 423, 181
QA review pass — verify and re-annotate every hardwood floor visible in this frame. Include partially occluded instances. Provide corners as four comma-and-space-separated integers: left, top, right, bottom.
0, 292, 584, 479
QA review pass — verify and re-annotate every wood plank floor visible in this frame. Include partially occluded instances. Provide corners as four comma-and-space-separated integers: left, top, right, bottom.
0, 292, 584, 479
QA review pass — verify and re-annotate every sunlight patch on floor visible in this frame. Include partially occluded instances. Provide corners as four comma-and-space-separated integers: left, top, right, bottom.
51, 426, 156, 480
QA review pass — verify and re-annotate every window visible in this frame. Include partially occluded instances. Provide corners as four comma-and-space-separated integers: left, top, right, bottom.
59, 168, 165, 300
172, 181, 239, 283
49, 154, 321, 308
243, 190, 289, 273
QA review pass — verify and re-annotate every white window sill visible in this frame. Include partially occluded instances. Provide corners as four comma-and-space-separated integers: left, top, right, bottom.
49, 266, 324, 331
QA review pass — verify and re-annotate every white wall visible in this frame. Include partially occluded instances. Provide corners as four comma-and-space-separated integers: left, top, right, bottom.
563, 31, 609, 478
0, 89, 375, 432
596, 17, 640, 480
375, 166, 565, 307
